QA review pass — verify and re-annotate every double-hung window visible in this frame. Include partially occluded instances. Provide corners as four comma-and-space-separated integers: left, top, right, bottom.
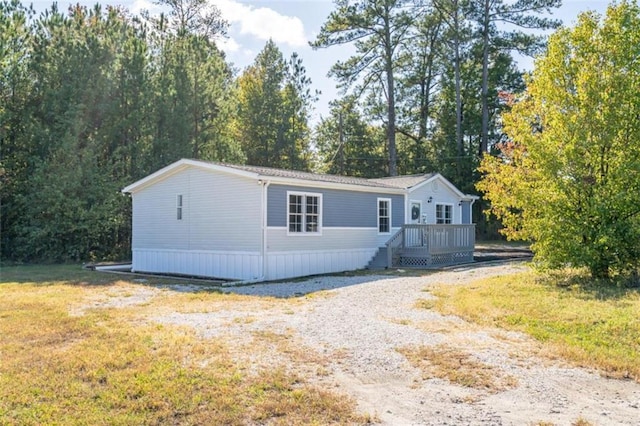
435, 204, 452, 224
378, 198, 391, 233
288, 192, 321, 234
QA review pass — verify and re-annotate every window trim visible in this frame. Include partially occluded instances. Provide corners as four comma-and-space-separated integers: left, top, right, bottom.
176, 194, 183, 221
435, 203, 453, 224
377, 197, 392, 234
286, 191, 323, 236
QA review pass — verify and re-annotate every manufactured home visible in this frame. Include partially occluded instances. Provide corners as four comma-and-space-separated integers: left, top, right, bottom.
122, 159, 478, 281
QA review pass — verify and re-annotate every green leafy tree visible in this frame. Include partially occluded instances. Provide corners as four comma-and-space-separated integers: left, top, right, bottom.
478, 1, 640, 279
395, 7, 445, 170
314, 97, 386, 177
8, 4, 137, 261
0, 1, 243, 262
473, 0, 561, 156
281, 53, 318, 170
312, 0, 414, 176
235, 40, 287, 167
147, 0, 237, 167
0, 0, 35, 256
428, 0, 475, 174
234, 40, 315, 170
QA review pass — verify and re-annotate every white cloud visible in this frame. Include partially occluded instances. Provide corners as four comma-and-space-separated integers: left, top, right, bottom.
215, 0, 307, 47
217, 36, 241, 53
130, 0, 164, 15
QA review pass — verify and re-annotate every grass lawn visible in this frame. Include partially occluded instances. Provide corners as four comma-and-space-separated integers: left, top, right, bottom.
0, 265, 366, 425
426, 269, 640, 381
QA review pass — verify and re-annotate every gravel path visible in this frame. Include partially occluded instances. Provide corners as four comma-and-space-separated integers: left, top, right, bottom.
155, 263, 640, 425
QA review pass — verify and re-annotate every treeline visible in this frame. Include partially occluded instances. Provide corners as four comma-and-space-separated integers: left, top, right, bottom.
1, 0, 560, 262
312, 0, 561, 187
0, 0, 316, 261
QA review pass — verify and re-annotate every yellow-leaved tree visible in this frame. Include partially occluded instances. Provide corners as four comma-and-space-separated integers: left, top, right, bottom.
478, 1, 640, 279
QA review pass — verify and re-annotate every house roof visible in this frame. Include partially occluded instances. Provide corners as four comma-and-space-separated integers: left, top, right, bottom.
122, 159, 477, 200
218, 162, 401, 189
368, 174, 437, 189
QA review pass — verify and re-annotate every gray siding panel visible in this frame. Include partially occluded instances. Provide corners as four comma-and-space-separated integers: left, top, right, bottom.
267, 185, 287, 227
267, 184, 404, 228
391, 196, 404, 227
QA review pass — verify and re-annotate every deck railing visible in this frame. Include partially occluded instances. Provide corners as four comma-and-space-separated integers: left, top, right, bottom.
385, 224, 475, 268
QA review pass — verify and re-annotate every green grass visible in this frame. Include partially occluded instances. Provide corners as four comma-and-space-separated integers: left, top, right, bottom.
426, 269, 640, 381
0, 265, 366, 425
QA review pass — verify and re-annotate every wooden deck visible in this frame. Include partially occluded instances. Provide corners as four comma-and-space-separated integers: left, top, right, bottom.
386, 224, 475, 268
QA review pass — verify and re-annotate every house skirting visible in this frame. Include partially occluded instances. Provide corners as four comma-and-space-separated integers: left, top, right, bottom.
132, 249, 262, 281
132, 247, 378, 282
265, 248, 378, 281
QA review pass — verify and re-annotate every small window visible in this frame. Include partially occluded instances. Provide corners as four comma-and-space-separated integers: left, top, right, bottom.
436, 204, 452, 224
288, 192, 321, 234
378, 198, 391, 233
177, 194, 183, 220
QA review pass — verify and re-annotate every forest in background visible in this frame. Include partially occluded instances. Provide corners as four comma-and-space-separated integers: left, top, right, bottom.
0, 0, 561, 262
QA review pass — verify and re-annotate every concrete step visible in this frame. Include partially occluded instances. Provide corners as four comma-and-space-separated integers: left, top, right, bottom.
366, 247, 388, 269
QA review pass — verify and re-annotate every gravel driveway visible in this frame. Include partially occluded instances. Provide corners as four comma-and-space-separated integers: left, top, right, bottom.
155, 263, 640, 425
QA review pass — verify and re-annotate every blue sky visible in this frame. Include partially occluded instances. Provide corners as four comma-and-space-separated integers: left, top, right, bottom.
29, 0, 611, 122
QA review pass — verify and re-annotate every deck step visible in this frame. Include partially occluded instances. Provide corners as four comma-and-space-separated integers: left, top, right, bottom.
366, 247, 388, 269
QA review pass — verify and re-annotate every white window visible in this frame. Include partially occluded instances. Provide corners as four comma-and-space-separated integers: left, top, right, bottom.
288, 192, 321, 234
176, 194, 183, 220
436, 203, 452, 224
378, 198, 391, 233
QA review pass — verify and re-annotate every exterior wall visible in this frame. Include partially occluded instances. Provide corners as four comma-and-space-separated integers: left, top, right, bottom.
263, 184, 404, 280
406, 178, 464, 224
267, 185, 404, 228
131, 167, 263, 280
265, 248, 378, 281
461, 200, 472, 224
133, 249, 261, 280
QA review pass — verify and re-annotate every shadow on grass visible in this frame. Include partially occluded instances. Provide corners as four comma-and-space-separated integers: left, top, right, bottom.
0, 264, 225, 290
0, 264, 124, 286
537, 269, 640, 301
0, 263, 414, 299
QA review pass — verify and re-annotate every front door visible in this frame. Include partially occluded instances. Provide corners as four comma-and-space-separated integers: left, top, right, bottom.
410, 201, 422, 224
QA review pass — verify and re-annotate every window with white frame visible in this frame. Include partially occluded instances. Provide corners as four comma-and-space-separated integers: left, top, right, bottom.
176, 194, 183, 220
436, 203, 452, 224
288, 192, 321, 234
378, 198, 391, 233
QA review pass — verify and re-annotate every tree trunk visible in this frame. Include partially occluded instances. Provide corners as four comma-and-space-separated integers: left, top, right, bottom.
480, 0, 490, 157
387, 65, 398, 176
453, 0, 463, 178
385, 22, 398, 177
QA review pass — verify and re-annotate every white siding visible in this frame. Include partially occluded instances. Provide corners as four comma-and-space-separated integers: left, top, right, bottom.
265, 249, 377, 280
132, 167, 262, 251
266, 227, 380, 251
130, 167, 263, 280
407, 179, 463, 224
264, 227, 385, 280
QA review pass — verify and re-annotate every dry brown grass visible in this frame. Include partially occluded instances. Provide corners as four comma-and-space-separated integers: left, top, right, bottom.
0, 265, 369, 425
399, 344, 518, 392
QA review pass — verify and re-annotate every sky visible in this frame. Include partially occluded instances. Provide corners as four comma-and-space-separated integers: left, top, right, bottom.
29, 0, 611, 123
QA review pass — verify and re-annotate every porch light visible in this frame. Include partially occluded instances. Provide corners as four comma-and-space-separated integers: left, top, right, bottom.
427, 196, 432, 203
